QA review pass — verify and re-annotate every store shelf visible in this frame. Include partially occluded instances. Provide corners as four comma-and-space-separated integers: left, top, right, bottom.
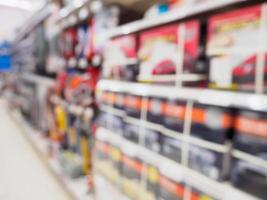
21, 73, 56, 87
96, 127, 260, 200
98, 0, 248, 39
97, 80, 267, 111
10, 109, 93, 200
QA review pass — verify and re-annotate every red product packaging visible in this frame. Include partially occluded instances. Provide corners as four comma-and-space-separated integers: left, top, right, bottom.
103, 34, 138, 81
207, 4, 267, 92
138, 20, 201, 82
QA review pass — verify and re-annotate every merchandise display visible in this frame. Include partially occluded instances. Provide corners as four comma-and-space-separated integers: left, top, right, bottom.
7, 0, 267, 199
207, 4, 267, 92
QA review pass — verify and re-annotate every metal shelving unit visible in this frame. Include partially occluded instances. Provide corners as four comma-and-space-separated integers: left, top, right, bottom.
97, 80, 267, 111
96, 127, 260, 200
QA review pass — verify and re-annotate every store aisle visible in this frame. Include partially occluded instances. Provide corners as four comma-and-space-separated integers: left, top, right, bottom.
0, 100, 70, 200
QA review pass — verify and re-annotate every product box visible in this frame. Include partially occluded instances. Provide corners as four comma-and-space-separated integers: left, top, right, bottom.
140, 163, 159, 200
189, 186, 219, 200
103, 34, 138, 81
231, 110, 267, 199
207, 5, 267, 91
147, 97, 165, 124
158, 163, 186, 200
125, 94, 142, 118
144, 128, 162, 153
121, 150, 142, 199
188, 144, 228, 181
162, 134, 183, 163
114, 92, 125, 110
98, 91, 116, 106
96, 111, 110, 129
190, 104, 233, 144
92, 5, 142, 56
138, 20, 201, 82
163, 99, 186, 133
124, 123, 140, 144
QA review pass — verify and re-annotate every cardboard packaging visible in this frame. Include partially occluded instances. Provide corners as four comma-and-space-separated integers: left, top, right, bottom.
163, 99, 186, 133
114, 92, 125, 110
161, 134, 183, 163
121, 150, 142, 199
144, 128, 162, 153
158, 164, 186, 200
124, 123, 140, 144
207, 5, 267, 91
188, 144, 228, 181
190, 104, 233, 144
231, 109, 267, 199
125, 94, 142, 118
103, 34, 139, 81
147, 97, 165, 124
138, 20, 205, 83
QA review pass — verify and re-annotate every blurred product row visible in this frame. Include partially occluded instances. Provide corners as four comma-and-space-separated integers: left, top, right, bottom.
4, 0, 267, 200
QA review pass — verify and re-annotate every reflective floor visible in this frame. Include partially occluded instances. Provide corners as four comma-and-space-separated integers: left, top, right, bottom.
0, 100, 70, 200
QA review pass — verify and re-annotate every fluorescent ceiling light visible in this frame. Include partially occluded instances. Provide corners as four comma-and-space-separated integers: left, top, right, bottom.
0, 0, 36, 11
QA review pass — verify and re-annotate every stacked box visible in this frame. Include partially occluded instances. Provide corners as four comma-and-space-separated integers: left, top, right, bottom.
103, 34, 138, 81
147, 96, 165, 124
121, 149, 143, 199
208, 5, 267, 91
125, 94, 142, 118
163, 99, 186, 133
138, 20, 202, 81
231, 109, 267, 199
161, 134, 183, 163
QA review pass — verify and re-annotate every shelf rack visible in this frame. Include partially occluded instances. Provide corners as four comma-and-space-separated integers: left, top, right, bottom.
96, 127, 260, 200
97, 79, 267, 112
97, 0, 249, 40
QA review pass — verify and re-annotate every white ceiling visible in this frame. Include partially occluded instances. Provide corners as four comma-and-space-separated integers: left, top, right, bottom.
0, 0, 47, 41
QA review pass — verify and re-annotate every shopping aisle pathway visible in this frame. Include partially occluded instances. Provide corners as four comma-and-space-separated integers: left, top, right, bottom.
0, 100, 71, 200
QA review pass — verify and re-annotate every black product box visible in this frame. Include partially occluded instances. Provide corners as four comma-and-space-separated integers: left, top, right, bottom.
147, 97, 165, 124
188, 144, 228, 181
231, 110, 267, 199
125, 94, 142, 118
144, 128, 162, 153
158, 167, 185, 200
231, 159, 267, 199
163, 100, 186, 133
161, 135, 183, 163
121, 152, 142, 199
124, 123, 140, 144
114, 92, 125, 110
190, 104, 233, 144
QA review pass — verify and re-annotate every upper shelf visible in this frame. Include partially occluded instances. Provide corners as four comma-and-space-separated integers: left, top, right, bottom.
97, 79, 267, 111
99, 0, 248, 39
